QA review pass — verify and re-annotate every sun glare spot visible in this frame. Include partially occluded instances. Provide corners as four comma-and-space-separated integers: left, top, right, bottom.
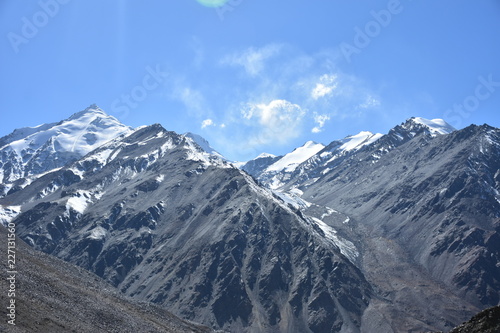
196, 0, 230, 8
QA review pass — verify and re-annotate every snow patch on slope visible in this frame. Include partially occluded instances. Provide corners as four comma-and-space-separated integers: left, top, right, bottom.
88, 226, 108, 240
65, 190, 104, 214
0, 206, 22, 227
309, 216, 358, 262
339, 131, 382, 152
273, 189, 312, 209
266, 141, 325, 173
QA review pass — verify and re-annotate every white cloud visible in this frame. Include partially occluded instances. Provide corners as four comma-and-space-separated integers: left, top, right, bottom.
201, 119, 215, 128
221, 44, 282, 77
311, 74, 338, 100
242, 99, 305, 146
312, 113, 330, 133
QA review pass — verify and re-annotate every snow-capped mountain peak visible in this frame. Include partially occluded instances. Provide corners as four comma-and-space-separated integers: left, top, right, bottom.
67, 103, 107, 120
183, 132, 224, 159
256, 152, 276, 159
406, 117, 456, 136
0, 105, 133, 194
4, 104, 131, 156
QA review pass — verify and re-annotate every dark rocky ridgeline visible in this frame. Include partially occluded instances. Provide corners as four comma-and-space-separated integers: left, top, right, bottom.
428, 306, 500, 333
0, 224, 212, 333
3, 124, 372, 332
447, 306, 500, 333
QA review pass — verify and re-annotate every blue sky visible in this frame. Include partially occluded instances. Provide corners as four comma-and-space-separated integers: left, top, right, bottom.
1, 0, 500, 161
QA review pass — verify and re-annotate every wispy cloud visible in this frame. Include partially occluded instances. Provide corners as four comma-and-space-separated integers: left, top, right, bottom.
311, 74, 338, 100
241, 99, 305, 146
221, 44, 283, 77
168, 43, 386, 160
201, 118, 215, 128
312, 113, 331, 133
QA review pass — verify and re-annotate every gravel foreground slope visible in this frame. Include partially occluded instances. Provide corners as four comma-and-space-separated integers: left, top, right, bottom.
0, 224, 212, 333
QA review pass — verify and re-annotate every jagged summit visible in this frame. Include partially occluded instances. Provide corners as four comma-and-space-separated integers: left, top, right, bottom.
67, 103, 109, 120
403, 116, 456, 136
183, 132, 224, 158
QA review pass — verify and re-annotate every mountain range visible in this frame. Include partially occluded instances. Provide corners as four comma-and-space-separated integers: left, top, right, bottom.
0, 105, 498, 332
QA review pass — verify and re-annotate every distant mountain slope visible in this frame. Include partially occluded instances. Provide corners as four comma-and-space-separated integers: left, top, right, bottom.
0, 224, 211, 333
244, 117, 499, 331
269, 121, 498, 333
242, 141, 325, 189
240, 153, 282, 178
298, 123, 500, 307
266, 117, 455, 192
0, 104, 132, 197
